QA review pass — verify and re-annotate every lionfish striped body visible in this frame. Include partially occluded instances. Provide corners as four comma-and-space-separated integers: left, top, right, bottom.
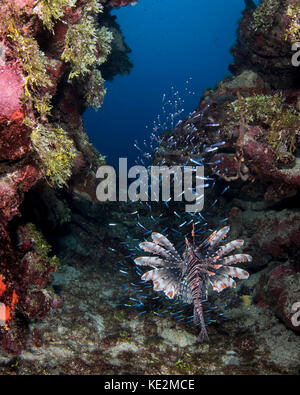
134, 226, 252, 341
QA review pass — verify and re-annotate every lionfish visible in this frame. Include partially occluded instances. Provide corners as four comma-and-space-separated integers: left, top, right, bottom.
134, 226, 252, 341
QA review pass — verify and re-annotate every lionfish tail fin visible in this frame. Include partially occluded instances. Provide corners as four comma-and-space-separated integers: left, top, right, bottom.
199, 327, 210, 343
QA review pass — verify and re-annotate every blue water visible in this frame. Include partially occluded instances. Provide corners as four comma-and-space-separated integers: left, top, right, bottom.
83, 0, 247, 169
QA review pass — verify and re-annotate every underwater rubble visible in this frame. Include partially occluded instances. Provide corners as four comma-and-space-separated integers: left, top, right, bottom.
0, 0, 299, 375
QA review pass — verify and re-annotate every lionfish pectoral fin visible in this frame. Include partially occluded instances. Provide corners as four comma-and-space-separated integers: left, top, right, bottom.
139, 242, 171, 259
134, 257, 164, 268
220, 266, 249, 279
151, 232, 181, 260
222, 254, 252, 266
210, 275, 236, 292
216, 239, 244, 258
141, 267, 180, 300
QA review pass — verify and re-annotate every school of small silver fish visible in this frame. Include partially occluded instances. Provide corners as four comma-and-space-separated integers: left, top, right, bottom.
134, 226, 252, 341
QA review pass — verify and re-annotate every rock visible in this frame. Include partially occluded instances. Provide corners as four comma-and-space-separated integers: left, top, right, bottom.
255, 263, 300, 332
0, 63, 24, 119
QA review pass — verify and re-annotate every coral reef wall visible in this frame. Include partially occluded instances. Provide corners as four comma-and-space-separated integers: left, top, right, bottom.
0, 0, 137, 354
231, 0, 300, 89
156, 0, 300, 339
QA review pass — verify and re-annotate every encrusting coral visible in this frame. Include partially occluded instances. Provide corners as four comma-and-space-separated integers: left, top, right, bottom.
250, 0, 281, 33
285, 0, 300, 41
226, 93, 300, 162
26, 222, 60, 271
61, 1, 113, 82
33, 0, 77, 32
231, 0, 300, 89
30, 123, 76, 187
